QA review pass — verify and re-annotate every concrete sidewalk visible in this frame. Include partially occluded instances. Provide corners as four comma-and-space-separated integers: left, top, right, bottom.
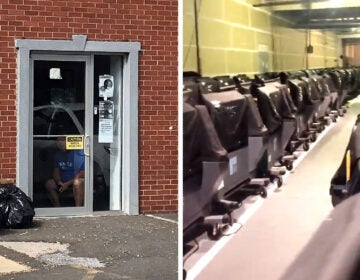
0, 213, 178, 279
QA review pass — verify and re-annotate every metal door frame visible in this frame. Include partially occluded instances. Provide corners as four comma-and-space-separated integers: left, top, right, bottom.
16, 36, 141, 215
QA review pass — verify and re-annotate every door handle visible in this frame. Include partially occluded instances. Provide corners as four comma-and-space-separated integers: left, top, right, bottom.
84, 135, 90, 157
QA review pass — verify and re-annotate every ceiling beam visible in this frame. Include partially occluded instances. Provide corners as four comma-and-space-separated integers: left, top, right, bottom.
253, 0, 326, 8
294, 21, 360, 29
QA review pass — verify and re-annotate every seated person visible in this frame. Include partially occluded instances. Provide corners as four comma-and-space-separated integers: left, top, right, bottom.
44, 136, 85, 207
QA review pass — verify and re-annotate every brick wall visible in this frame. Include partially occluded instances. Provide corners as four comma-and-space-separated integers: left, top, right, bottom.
0, 0, 178, 213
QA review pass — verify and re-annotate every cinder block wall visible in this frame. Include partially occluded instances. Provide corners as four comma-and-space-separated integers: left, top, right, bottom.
0, 0, 178, 213
272, 18, 340, 70
183, 0, 340, 77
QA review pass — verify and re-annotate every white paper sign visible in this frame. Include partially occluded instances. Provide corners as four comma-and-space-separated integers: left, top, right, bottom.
98, 100, 114, 143
229, 156, 237, 175
99, 119, 113, 143
99, 75, 114, 98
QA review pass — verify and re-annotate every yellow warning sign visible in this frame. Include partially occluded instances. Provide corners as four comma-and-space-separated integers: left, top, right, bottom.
66, 135, 84, 150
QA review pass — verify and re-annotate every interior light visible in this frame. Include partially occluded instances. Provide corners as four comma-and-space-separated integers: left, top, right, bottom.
49, 68, 62, 80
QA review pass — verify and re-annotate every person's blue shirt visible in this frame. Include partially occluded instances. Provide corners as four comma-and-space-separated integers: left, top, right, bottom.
54, 150, 85, 182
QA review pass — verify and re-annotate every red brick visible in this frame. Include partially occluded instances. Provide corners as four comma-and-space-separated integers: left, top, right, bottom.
0, 0, 178, 214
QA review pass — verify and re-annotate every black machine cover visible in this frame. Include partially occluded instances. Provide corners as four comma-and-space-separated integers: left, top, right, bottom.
213, 76, 237, 92
183, 102, 228, 179
201, 90, 248, 151
323, 73, 338, 93
183, 80, 201, 107
244, 94, 268, 136
197, 77, 221, 93
290, 81, 305, 112
300, 77, 322, 104
268, 83, 296, 118
252, 84, 283, 134
281, 73, 306, 113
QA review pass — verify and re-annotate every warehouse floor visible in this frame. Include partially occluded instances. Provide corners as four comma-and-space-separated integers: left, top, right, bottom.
184, 95, 360, 280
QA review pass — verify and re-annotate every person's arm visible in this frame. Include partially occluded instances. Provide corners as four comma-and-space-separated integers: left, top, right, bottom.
53, 153, 65, 190
54, 167, 72, 192
75, 170, 85, 179
58, 179, 72, 192
73, 151, 85, 180
53, 167, 62, 186
55, 161, 74, 191
59, 170, 84, 192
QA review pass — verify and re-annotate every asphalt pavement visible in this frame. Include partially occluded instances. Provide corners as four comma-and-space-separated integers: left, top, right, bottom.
0, 212, 178, 280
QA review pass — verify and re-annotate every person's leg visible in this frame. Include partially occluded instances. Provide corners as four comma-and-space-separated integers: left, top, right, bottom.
73, 178, 84, 206
44, 179, 61, 207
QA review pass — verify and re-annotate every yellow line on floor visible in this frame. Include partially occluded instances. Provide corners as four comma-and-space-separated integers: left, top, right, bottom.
0, 256, 32, 275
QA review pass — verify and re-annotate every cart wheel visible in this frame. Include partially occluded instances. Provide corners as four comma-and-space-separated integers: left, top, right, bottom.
276, 176, 283, 188
310, 133, 317, 142
313, 114, 318, 123
303, 141, 310, 151
286, 162, 293, 171
207, 224, 222, 241
260, 186, 267, 198
326, 118, 332, 126
290, 146, 296, 154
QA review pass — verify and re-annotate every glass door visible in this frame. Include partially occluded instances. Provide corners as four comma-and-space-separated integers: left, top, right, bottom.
31, 55, 92, 216
92, 55, 123, 211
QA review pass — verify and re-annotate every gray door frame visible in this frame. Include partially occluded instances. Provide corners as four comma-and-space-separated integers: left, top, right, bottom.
16, 35, 141, 215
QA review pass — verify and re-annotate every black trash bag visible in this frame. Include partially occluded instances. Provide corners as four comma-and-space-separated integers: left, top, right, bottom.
0, 184, 35, 228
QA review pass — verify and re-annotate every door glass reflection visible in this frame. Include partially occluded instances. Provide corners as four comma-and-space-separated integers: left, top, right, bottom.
32, 60, 86, 208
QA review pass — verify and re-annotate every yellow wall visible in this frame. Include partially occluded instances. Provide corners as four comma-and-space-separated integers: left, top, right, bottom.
183, 0, 341, 76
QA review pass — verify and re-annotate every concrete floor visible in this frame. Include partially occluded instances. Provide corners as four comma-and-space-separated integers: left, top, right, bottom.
0, 213, 178, 279
185, 96, 360, 280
